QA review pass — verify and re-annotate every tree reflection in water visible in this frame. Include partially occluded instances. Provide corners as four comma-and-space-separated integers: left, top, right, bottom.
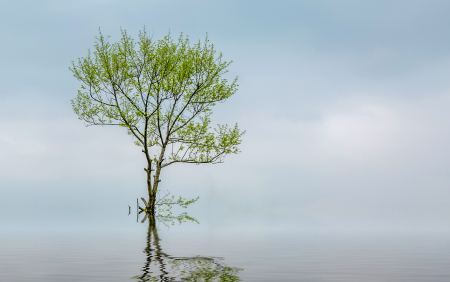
131, 212, 243, 282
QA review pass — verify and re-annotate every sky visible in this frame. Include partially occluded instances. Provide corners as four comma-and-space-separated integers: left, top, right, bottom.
1, 0, 450, 231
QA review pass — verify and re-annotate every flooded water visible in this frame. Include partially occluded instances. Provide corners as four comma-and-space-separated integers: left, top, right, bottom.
1, 208, 450, 282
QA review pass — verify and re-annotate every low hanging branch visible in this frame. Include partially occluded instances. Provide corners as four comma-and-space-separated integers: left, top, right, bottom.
137, 191, 200, 226
70, 27, 245, 214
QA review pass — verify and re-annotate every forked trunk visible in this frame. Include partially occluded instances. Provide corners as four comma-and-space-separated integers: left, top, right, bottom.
147, 175, 160, 214
143, 147, 164, 215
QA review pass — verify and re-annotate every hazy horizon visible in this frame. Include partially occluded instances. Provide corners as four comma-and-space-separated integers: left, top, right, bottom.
1, 0, 450, 232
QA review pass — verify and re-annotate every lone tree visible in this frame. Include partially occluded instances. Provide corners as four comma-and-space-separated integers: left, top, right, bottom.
70, 28, 245, 214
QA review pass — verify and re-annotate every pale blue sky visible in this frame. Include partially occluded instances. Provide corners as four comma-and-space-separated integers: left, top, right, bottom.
1, 0, 450, 230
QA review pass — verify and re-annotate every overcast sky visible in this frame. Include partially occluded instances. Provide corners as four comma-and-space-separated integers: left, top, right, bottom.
1, 0, 450, 231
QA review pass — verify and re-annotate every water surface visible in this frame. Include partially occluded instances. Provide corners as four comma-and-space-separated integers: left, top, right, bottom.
1, 210, 450, 281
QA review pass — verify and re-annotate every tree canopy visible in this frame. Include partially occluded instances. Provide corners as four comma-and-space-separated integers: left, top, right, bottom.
70, 28, 245, 213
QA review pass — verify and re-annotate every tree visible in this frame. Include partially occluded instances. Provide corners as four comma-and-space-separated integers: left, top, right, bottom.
70, 28, 245, 214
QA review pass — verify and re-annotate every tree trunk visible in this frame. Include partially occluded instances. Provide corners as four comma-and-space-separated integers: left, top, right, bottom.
143, 147, 156, 213
146, 172, 153, 210
147, 146, 165, 214
148, 191, 157, 214
143, 147, 165, 215
144, 161, 157, 214
148, 167, 161, 214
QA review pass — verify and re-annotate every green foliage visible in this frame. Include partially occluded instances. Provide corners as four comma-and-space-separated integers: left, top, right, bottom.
70, 28, 245, 166
156, 195, 200, 225
139, 191, 200, 225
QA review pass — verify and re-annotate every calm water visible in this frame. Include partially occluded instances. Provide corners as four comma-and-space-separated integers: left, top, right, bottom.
1, 210, 450, 281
